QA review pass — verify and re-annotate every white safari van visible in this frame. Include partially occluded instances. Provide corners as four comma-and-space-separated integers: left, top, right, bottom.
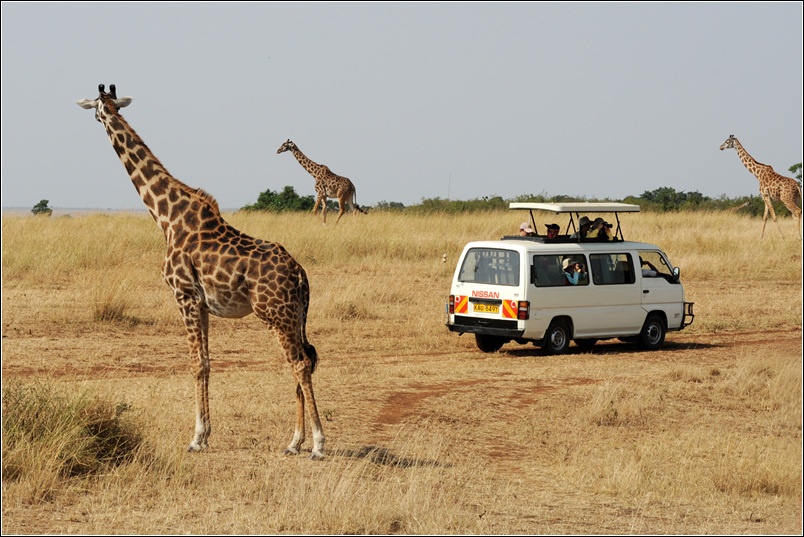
446, 202, 694, 354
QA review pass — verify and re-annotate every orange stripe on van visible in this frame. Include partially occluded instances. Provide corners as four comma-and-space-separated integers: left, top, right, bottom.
454, 295, 468, 314
502, 300, 518, 319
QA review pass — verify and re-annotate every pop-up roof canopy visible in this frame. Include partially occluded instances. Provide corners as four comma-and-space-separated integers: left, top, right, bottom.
509, 202, 640, 213
508, 202, 641, 241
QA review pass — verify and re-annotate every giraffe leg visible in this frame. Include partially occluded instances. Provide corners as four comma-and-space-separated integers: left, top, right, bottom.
784, 202, 802, 239
284, 383, 306, 456
275, 330, 325, 460
334, 198, 347, 224
293, 361, 325, 460
178, 297, 212, 452
320, 199, 328, 225
763, 197, 783, 238
312, 194, 323, 217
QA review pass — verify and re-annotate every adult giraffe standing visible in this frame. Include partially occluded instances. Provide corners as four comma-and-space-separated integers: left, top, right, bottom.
719, 135, 802, 238
276, 139, 367, 224
77, 85, 325, 459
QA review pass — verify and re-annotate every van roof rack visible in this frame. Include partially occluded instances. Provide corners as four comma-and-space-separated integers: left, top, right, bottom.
509, 202, 640, 213
508, 202, 641, 241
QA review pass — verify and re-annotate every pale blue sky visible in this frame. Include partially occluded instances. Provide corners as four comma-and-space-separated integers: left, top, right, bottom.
2, 2, 802, 210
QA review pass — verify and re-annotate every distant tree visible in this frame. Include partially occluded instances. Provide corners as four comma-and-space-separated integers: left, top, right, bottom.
31, 199, 52, 216
241, 186, 315, 212
374, 200, 406, 211
633, 187, 711, 212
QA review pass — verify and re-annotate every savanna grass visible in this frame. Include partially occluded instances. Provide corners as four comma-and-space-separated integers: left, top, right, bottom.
1, 209, 801, 533
2, 381, 145, 503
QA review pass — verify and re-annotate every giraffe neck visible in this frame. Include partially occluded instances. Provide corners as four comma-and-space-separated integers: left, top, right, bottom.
290, 147, 326, 179
99, 107, 219, 237
732, 139, 771, 181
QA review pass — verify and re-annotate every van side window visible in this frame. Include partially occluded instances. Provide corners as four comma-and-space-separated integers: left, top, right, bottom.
532, 255, 565, 287
638, 250, 677, 282
589, 253, 635, 285
459, 248, 520, 286
533, 255, 589, 287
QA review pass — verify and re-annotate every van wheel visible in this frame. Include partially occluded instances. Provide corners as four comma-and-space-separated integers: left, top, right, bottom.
543, 320, 571, 355
475, 334, 505, 353
638, 313, 666, 350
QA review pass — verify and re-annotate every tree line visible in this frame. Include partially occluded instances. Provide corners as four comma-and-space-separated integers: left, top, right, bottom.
240, 163, 802, 217
31, 164, 802, 217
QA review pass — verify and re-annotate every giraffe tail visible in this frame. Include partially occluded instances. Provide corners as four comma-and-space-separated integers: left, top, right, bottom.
299, 266, 318, 374
353, 191, 368, 215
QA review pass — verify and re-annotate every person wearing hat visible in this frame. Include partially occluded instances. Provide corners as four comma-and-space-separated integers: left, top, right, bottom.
586, 217, 614, 241
570, 216, 592, 239
545, 223, 560, 239
562, 257, 586, 285
598, 221, 615, 241
518, 221, 536, 237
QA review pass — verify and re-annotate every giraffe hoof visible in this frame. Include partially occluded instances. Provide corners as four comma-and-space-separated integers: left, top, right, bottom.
187, 441, 207, 452
309, 451, 325, 461
283, 448, 300, 456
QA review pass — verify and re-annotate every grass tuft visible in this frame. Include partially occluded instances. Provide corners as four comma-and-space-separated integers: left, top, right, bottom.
2, 381, 144, 502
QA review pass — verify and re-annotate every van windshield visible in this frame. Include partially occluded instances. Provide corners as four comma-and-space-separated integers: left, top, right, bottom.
459, 248, 520, 286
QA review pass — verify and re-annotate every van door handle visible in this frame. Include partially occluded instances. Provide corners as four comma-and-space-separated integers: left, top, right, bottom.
643, 290, 649, 294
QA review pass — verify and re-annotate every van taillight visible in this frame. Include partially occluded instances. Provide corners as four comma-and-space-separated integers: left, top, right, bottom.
448, 295, 455, 314
517, 301, 530, 320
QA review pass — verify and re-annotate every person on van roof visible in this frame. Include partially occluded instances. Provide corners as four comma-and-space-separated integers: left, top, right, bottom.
545, 223, 560, 239
570, 216, 592, 239
518, 222, 536, 237
587, 218, 614, 241
562, 257, 586, 285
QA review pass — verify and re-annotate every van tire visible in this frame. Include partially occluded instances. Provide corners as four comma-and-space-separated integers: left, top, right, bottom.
475, 334, 505, 353
543, 319, 571, 355
638, 313, 666, 350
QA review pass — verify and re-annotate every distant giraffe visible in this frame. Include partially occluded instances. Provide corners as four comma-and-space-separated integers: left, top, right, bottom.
277, 139, 367, 224
77, 85, 325, 459
720, 135, 802, 238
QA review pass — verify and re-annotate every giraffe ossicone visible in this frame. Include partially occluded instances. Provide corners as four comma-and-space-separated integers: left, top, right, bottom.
277, 139, 367, 224
720, 135, 802, 239
77, 85, 325, 460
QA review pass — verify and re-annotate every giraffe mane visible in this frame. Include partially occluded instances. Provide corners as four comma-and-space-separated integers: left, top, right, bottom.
186, 185, 220, 213
195, 188, 220, 213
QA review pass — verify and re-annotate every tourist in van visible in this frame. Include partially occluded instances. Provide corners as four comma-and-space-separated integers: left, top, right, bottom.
545, 223, 560, 239
570, 216, 592, 239
587, 218, 614, 241
562, 257, 586, 285
518, 222, 536, 237
640, 257, 659, 277
586, 218, 605, 239
598, 221, 615, 241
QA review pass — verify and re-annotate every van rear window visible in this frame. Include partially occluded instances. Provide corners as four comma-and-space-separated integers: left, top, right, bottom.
459, 248, 520, 286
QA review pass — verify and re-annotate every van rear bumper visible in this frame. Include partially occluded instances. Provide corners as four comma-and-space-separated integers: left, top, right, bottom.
447, 315, 524, 338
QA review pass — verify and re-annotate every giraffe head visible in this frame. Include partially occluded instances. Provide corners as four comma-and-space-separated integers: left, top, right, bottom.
719, 134, 737, 151
76, 84, 133, 122
277, 139, 298, 155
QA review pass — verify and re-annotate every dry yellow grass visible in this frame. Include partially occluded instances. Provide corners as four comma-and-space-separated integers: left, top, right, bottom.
2, 209, 802, 534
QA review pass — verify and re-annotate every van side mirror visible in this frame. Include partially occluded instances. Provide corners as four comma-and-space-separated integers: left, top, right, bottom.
673, 267, 680, 281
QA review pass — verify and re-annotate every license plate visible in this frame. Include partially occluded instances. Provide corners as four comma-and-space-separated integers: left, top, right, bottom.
473, 303, 499, 314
